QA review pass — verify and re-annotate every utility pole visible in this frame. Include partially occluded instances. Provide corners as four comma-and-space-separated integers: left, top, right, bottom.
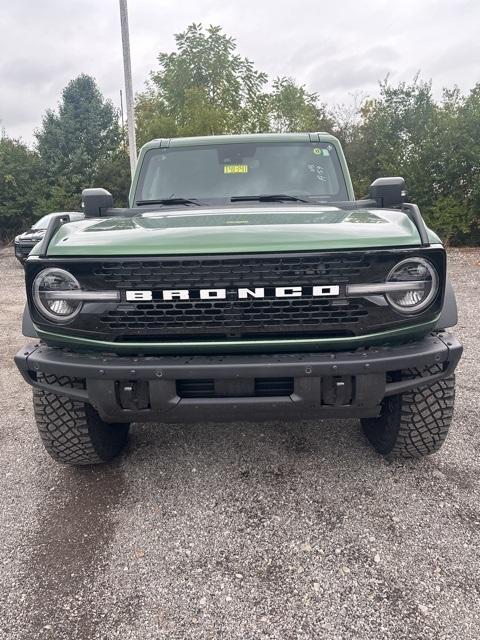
119, 0, 137, 176
119, 89, 126, 150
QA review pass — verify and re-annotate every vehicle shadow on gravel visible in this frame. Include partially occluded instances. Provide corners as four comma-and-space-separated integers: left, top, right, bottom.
15, 461, 141, 640
123, 416, 429, 518
121, 415, 475, 549
128, 417, 406, 472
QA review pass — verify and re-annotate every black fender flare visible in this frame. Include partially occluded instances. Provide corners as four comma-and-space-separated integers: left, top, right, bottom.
22, 304, 38, 339
435, 277, 458, 329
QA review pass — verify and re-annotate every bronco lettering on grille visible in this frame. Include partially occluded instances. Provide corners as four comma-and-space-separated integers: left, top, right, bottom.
125, 285, 340, 302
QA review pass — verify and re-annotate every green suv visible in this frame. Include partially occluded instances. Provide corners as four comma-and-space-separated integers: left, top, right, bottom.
15, 133, 462, 465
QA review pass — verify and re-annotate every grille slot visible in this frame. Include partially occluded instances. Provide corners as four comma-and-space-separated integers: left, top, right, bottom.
177, 379, 215, 398
254, 377, 294, 397
176, 377, 294, 398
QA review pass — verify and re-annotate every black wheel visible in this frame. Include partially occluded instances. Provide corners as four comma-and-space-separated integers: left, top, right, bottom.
361, 365, 455, 459
33, 374, 129, 465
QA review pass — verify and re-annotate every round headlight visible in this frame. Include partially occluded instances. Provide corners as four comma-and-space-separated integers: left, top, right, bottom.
386, 258, 438, 314
33, 268, 82, 322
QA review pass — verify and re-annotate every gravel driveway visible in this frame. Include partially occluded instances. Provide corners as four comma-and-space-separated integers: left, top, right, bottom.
0, 246, 478, 640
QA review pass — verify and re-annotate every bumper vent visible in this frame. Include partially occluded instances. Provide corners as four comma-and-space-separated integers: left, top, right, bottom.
176, 379, 215, 398
176, 377, 294, 398
254, 377, 294, 397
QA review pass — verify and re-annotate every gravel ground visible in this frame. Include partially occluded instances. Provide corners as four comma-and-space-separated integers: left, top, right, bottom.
0, 246, 478, 640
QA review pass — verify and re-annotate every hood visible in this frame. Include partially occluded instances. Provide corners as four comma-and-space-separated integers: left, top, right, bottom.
16, 229, 46, 243
42, 205, 436, 257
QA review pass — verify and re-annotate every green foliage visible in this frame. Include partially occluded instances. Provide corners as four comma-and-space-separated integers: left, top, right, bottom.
346, 78, 437, 196
135, 88, 178, 147
135, 24, 269, 144
0, 136, 41, 240
35, 74, 121, 211
269, 77, 333, 133
427, 85, 480, 243
94, 148, 131, 207
346, 78, 480, 243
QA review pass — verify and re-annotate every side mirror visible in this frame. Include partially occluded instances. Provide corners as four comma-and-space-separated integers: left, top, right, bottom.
368, 177, 406, 208
82, 188, 114, 218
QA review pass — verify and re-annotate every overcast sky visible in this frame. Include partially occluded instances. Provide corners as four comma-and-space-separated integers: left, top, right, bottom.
1, 0, 479, 144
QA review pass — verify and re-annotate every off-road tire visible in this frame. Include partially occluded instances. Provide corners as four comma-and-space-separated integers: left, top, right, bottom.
361, 365, 455, 459
33, 374, 129, 465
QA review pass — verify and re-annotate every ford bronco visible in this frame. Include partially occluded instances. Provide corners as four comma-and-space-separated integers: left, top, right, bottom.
15, 133, 462, 465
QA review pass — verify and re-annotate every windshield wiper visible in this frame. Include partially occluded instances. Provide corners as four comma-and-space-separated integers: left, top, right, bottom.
231, 194, 310, 203
135, 198, 203, 207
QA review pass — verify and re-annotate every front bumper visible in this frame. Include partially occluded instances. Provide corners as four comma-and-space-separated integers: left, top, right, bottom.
14, 242, 35, 261
15, 332, 462, 423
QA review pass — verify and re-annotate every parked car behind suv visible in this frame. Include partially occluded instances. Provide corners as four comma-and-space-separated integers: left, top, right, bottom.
14, 212, 84, 264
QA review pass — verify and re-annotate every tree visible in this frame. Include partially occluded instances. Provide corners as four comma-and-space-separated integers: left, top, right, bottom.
269, 77, 333, 133
36, 74, 121, 210
0, 136, 41, 240
344, 77, 480, 242
347, 77, 437, 197
424, 85, 480, 242
94, 148, 131, 207
331, 92, 367, 147
135, 88, 178, 148
136, 24, 269, 143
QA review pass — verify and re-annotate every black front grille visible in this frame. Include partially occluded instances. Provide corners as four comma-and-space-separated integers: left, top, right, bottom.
92, 253, 374, 339
91, 254, 373, 289
26, 248, 446, 344
99, 296, 368, 338
15, 243, 35, 258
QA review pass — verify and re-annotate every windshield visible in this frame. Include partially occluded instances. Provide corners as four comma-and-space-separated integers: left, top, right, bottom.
135, 142, 349, 204
32, 214, 57, 230
32, 212, 83, 230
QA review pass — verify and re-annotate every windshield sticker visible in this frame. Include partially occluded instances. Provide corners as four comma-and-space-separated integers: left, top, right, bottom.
224, 164, 249, 174
313, 148, 322, 155
307, 164, 328, 182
